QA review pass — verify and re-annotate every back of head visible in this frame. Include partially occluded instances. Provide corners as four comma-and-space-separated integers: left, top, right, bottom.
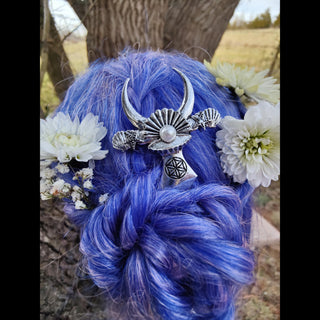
47, 50, 256, 319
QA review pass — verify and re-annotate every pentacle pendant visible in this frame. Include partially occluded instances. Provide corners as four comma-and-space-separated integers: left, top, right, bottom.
161, 150, 197, 188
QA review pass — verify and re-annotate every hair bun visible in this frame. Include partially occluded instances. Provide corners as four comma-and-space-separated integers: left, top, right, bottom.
80, 175, 254, 319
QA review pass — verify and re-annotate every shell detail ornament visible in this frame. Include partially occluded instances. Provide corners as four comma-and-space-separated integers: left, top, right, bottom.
112, 130, 145, 151
189, 108, 222, 130
112, 68, 221, 188
144, 108, 192, 153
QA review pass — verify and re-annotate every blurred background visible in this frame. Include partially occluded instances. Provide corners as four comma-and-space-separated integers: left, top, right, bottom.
40, 1, 280, 319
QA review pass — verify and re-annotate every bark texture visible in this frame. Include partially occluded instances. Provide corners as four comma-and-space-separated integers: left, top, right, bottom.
40, 1, 74, 102
68, 0, 239, 62
85, 0, 169, 61
163, 0, 240, 61
40, 200, 108, 319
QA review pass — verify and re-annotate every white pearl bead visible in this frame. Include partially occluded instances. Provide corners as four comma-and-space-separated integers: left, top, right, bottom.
159, 125, 177, 143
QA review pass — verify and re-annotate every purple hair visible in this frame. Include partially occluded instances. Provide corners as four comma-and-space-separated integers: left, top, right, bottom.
56, 49, 255, 320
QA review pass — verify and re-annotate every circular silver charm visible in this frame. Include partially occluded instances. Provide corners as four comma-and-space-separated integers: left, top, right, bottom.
164, 156, 188, 179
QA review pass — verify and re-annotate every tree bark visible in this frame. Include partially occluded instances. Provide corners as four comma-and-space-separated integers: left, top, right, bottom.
85, 0, 169, 62
69, 0, 239, 62
67, 0, 88, 28
268, 41, 280, 77
163, 0, 240, 61
47, 14, 75, 101
40, 1, 74, 102
40, 199, 108, 319
40, 0, 50, 94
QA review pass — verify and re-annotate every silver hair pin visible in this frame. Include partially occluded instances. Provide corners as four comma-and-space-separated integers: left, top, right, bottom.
112, 68, 221, 188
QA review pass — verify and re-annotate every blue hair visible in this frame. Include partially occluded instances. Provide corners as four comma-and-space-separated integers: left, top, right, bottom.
56, 49, 255, 320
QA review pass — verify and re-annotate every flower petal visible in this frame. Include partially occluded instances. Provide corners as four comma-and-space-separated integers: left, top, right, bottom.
40, 112, 109, 163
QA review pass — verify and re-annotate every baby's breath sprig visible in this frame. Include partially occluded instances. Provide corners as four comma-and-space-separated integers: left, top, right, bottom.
40, 161, 95, 210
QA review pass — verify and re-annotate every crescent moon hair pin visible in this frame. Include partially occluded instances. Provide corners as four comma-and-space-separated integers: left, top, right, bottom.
112, 68, 221, 188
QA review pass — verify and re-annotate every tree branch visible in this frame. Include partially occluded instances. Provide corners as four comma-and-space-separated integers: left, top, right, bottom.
40, 0, 50, 118
67, 0, 87, 27
60, 0, 97, 43
267, 41, 280, 77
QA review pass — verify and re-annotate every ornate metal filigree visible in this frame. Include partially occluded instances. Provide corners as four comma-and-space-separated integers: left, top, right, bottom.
112, 130, 145, 151
189, 108, 221, 130
112, 68, 221, 187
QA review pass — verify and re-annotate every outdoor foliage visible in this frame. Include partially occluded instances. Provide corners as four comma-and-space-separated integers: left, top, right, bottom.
229, 10, 280, 30
247, 9, 272, 29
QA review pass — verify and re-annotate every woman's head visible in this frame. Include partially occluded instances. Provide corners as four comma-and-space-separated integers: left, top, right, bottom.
50, 49, 256, 319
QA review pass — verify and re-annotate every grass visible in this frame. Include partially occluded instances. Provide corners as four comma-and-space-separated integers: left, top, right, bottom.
237, 178, 280, 319
63, 40, 88, 75
40, 40, 88, 115
212, 28, 280, 82
40, 72, 60, 113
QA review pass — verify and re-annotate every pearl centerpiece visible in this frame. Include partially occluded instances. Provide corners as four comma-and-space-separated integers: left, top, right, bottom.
159, 125, 177, 143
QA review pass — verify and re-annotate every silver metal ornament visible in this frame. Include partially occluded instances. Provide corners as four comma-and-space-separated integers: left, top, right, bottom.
112, 68, 221, 188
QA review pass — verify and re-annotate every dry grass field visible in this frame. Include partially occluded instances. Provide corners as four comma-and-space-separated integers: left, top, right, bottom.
213, 28, 280, 81
40, 28, 280, 319
40, 28, 280, 113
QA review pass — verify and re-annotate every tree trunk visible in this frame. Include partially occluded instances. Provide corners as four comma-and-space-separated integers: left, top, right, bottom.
268, 41, 280, 77
85, 0, 169, 62
69, 0, 239, 62
47, 14, 75, 101
40, 0, 50, 96
40, 200, 108, 319
163, 0, 240, 61
67, 0, 88, 28
40, 1, 74, 102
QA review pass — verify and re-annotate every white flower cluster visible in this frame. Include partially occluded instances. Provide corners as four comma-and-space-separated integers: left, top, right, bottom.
40, 161, 94, 209
204, 60, 280, 105
40, 112, 110, 209
216, 101, 280, 188
203, 59, 280, 188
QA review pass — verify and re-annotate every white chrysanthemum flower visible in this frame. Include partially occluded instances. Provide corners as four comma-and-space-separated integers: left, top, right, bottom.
216, 101, 280, 188
204, 60, 280, 105
40, 112, 109, 163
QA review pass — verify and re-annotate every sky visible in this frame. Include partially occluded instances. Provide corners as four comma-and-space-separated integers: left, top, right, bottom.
49, 0, 280, 38
231, 0, 280, 22
49, 0, 87, 37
